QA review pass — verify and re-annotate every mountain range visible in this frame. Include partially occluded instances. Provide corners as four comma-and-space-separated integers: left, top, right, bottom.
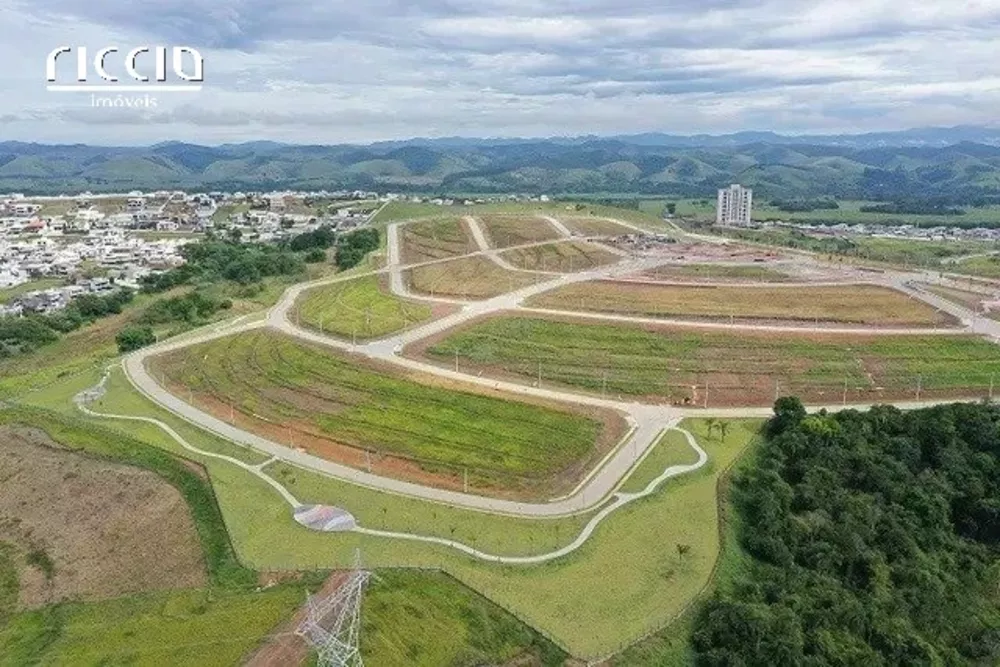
3, 126, 1000, 198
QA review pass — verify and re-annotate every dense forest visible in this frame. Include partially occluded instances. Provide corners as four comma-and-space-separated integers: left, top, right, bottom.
693, 398, 1000, 666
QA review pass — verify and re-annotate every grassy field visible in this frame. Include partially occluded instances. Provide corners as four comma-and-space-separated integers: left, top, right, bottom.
213, 416, 764, 659
7, 387, 574, 666
477, 214, 563, 248
643, 263, 791, 282
0, 278, 64, 303
500, 241, 620, 272
618, 429, 702, 494
0, 406, 315, 666
371, 199, 675, 233
151, 329, 605, 494
407, 256, 547, 299
612, 434, 756, 667
296, 275, 433, 340
426, 315, 1000, 406
718, 227, 1000, 270
667, 198, 1000, 227
557, 216, 636, 236
952, 254, 1000, 279
19, 363, 761, 658
0, 585, 310, 667
362, 570, 566, 666
400, 217, 478, 264
527, 282, 950, 326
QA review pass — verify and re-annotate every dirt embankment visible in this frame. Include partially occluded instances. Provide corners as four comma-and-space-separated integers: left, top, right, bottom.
0, 426, 206, 609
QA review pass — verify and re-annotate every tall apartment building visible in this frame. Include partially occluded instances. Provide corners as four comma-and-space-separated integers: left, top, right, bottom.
716, 184, 753, 226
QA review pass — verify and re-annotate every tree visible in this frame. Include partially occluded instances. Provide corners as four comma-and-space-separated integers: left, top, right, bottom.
705, 418, 719, 439
116, 325, 156, 353
666, 202, 677, 215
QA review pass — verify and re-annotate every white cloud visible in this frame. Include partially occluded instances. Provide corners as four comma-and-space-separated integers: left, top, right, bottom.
2, 0, 1000, 144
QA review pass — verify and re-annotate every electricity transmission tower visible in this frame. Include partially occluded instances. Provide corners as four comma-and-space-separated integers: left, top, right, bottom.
296, 552, 371, 667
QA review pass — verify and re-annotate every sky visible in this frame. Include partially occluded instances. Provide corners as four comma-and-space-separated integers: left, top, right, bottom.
3, 0, 1000, 145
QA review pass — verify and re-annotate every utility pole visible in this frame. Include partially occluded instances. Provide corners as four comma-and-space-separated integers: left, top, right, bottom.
704, 380, 709, 408
774, 379, 780, 403
365, 449, 371, 473
916, 375, 922, 401
602, 370, 607, 398
537, 360, 542, 387
990, 373, 995, 401
454, 349, 459, 372
463, 468, 468, 493
842, 377, 848, 407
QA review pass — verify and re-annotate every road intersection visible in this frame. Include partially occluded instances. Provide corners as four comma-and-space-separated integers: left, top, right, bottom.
99, 213, 1000, 540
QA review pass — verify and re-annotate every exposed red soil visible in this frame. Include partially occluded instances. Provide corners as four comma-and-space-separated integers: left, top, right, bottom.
153, 347, 627, 502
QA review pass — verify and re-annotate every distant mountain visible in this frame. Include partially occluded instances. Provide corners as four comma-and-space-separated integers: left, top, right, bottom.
3, 127, 1000, 197
371, 126, 1000, 150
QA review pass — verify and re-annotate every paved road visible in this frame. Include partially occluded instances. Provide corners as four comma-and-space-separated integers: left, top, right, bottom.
80, 368, 709, 564
118, 214, 997, 518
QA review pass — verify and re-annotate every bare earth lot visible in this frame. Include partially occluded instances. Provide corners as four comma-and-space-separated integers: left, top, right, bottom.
400, 217, 478, 264
406, 256, 547, 299
527, 281, 954, 327
640, 263, 793, 282
0, 426, 205, 608
500, 241, 620, 272
476, 214, 563, 248
557, 216, 636, 237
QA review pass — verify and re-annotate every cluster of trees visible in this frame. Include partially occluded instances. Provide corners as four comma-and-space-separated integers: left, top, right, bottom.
0, 288, 134, 359
692, 398, 1000, 665
283, 225, 336, 253
860, 200, 966, 216
140, 240, 307, 292
139, 291, 232, 326
115, 326, 156, 353
335, 228, 380, 270
770, 198, 840, 213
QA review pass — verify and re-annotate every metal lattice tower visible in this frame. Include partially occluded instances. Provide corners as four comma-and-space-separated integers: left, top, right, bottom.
295, 551, 371, 667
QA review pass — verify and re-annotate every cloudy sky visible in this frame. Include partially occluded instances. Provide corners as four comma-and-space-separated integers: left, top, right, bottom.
3, 0, 1000, 145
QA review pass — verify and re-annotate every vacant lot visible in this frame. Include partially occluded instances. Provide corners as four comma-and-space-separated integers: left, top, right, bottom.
151, 330, 615, 497
558, 216, 635, 237
527, 281, 951, 326
400, 217, 478, 264
920, 283, 1000, 318
477, 214, 563, 248
407, 255, 548, 299
296, 275, 434, 340
425, 314, 1000, 406
501, 241, 620, 272
0, 407, 314, 667
0, 426, 205, 608
642, 263, 792, 282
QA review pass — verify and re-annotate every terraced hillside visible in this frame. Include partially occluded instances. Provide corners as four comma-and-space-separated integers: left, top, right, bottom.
150, 330, 616, 497
528, 282, 952, 326
424, 315, 1000, 406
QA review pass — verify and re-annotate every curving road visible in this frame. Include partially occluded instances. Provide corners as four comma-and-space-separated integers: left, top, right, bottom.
112, 213, 998, 522
77, 366, 707, 564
